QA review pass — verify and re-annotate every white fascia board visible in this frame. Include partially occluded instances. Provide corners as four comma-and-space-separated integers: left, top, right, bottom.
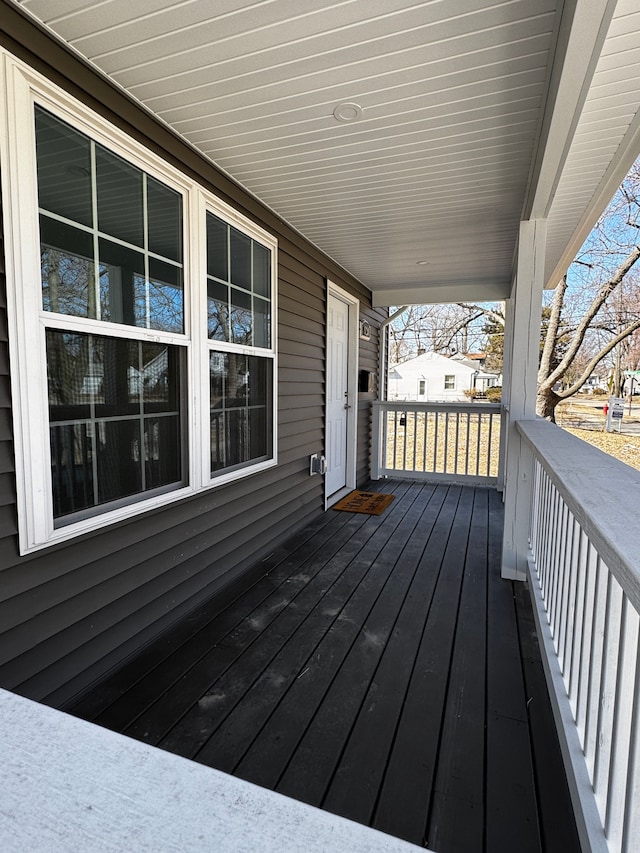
544, 105, 640, 289
527, 0, 618, 220
372, 281, 511, 308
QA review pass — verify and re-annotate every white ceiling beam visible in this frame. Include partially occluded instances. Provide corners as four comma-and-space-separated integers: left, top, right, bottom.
526, 0, 618, 220
372, 280, 511, 308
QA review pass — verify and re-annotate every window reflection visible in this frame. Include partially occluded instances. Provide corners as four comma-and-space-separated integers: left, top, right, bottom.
205, 211, 271, 348
47, 330, 184, 520
35, 106, 184, 334
210, 353, 271, 473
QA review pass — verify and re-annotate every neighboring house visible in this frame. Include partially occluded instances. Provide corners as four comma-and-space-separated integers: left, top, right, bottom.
582, 372, 609, 393
388, 352, 499, 402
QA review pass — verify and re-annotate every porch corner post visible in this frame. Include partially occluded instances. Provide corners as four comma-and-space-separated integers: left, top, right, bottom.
501, 219, 546, 580
371, 402, 381, 480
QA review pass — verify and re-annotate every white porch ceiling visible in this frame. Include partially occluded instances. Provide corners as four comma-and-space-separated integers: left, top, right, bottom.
12, 0, 640, 306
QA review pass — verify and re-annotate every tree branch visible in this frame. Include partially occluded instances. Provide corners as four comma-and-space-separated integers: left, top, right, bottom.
538, 275, 566, 384
556, 317, 640, 398
538, 244, 640, 392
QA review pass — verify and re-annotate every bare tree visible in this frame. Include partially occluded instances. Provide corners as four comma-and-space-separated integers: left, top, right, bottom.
388, 303, 488, 364
535, 157, 640, 420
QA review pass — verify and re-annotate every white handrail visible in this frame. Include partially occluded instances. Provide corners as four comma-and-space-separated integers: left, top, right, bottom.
517, 418, 640, 853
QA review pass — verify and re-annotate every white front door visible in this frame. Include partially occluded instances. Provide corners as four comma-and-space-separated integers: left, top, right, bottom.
325, 286, 357, 501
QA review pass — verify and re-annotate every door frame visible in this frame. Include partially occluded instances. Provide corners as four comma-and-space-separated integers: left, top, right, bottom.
325, 280, 359, 509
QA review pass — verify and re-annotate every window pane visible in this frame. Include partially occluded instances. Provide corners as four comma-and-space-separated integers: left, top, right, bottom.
230, 287, 252, 345
148, 257, 184, 333
99, 238, 145, 326
207, 214, 228, 281
253, 242, 270, 297
230, 227, 251, 289
209, 352, 272, 474
208, 279, 229, 340
253, 296, 270, 348
46, 331, 93, 420
97, 419, 142, 504
35, 107, 92, 228
144, 415, 181, 489
147, 176, 182, 262
248, 356, 268, 407
249, 406, 267, 459
47, 329, 184, 521
50, 423, 95, 517
96, 146, 144, 247
41, 218, 95, 317
140, 342, 181, 412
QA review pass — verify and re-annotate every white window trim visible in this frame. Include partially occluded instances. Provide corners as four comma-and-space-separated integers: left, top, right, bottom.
0, 51, 277, 555
444, 374, 456, 390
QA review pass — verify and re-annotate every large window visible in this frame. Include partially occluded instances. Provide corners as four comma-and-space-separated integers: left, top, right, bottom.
206, 212, 273, 475
36, 107, 187, 526
1, 56, 277, 552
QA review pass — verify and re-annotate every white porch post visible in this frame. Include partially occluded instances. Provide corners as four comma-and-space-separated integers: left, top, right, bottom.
501, 219, 547, 580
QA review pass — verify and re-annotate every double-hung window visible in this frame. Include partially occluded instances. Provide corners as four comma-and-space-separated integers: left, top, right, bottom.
37, 106, 187, 523
206, 212, 273, 476
1, 53, 277, 553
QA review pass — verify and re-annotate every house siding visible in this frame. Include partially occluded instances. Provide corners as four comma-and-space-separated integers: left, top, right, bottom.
0, 10, 384, 708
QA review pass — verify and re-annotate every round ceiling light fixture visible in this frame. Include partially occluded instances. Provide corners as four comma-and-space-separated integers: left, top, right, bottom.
333, 102, 363, 123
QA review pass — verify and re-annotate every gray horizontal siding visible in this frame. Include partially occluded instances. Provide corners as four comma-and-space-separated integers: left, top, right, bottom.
0, 12, 382, 708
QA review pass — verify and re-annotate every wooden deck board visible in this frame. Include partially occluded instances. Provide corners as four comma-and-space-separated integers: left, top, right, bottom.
67, 482, 580, 853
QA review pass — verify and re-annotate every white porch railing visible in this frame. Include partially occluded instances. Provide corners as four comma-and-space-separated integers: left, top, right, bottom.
518, 419, 640, 853
371, 401, 501, 484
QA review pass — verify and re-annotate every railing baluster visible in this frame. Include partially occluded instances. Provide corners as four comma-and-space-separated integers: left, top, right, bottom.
593, 574, 624, 824
443, 412, 449, 473
558, 514, 577, 673
422, 409, 428, 472
402, 410, 408, 471
392, 410, 398, 471
584, 554, 607, 779
606, 601, 639, 851
454, 410, 460, 474
567, 531, 587, 709
575, 546, 597, 735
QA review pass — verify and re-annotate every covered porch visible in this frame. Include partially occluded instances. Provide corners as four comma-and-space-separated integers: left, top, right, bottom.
65, 478, 578, 852
1, 1, 640, 851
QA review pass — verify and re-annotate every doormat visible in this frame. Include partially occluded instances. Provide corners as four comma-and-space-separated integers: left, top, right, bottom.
332, 490, 395, 515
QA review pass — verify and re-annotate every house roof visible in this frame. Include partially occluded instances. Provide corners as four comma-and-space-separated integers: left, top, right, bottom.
8, 0, 640, 306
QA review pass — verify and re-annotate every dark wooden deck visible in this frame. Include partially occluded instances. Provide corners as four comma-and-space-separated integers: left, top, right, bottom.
68, 481, 579, 852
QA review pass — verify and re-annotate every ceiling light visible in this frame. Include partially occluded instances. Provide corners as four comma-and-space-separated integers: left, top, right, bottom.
416, 260, 429, 265
333, 102, 363, 123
